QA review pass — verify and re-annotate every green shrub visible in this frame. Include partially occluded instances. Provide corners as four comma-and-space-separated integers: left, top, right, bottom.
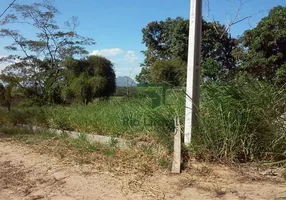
191, 75, 286, 162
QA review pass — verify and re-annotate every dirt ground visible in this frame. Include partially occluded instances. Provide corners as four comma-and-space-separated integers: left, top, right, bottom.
0, 138, 285, 200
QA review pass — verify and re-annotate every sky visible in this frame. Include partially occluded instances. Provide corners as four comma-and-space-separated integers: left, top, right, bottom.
0, 0, 285, 79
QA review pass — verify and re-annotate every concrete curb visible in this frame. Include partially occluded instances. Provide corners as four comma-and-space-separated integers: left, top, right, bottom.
13, 124, 131, 149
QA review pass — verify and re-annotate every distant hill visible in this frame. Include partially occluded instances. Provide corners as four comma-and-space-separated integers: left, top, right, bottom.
116, 76, 136, 87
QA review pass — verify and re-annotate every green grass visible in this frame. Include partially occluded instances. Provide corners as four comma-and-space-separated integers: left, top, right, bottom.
0, 126, 102, 154
0, 89, 184, 152
0, 126, 171, 172
192, 75, 286, 162
1, 76, 286, 163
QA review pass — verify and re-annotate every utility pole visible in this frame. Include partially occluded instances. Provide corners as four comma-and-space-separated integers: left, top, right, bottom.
184, 0, 203, 145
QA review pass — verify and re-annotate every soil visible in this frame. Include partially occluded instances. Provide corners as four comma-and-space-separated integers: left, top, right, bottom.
0, 137, 285, 200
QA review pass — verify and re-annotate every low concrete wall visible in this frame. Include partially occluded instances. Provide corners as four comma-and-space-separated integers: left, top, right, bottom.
15, 124, 131, 149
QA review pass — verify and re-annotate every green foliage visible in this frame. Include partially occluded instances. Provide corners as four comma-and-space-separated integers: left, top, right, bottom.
135, 67, 150, 83
0, 83, 11, 112
158, 156, 171, 169
192, 74, 286, 162
202, 58, 221, 81
4, 107, 47, 125
63, 56, 116, 104
0, 1, 95, 105
137, 17, 238, 84
240, 6, 286, 83
0, 78, 23, 112
149, 58, 186, 86
0, 89, 185, 151
201, 21, 237, 74
1, 76, 286, 163
140, 17, 190, 65
69, 133, 98, 153
48, 114, 72, 131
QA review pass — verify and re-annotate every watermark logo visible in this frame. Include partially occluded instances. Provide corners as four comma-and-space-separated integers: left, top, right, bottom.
136, 83, 167, 109
122, 83, 171, 127
122, 116, 172, 127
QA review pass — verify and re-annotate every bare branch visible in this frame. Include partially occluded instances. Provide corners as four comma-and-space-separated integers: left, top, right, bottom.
204, 0, 211, 19
204, 0, 265, 39
223, 0, 248, 34
0, 0, 16, 19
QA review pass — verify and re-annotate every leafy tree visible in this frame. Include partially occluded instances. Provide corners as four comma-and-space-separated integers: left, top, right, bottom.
149, 58, 186, 86
136, 17, 238, 84
0, 1, 95, 104
0, 74, 26, 111
63, 56, 116, 105
201, 58, 221, 81
0, 83, 12, 112
239, 6, 286, 83
140, 17, 188, 66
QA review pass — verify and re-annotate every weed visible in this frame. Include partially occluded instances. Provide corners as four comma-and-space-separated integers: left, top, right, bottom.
213, 184, 227, 197
105, 147, 117, 157
178, 176, 196, 189
191, 76, 286, 162
158, 156, 171, 169
109, 136, 118, 147
195, 165, 212, 176
87, 144, 97, 152
141, 144, 153, 156
49, 114, 72, 131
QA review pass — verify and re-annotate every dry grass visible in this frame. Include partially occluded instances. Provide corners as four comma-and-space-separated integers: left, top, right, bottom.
1, 126, 286, 200
0, 127, 171, 177
212, 184, 227, 197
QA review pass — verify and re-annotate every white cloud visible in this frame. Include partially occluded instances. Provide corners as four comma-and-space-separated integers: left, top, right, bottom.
115, 71, 121, 77
124, 51, 139, 63
90, 48, 124, 57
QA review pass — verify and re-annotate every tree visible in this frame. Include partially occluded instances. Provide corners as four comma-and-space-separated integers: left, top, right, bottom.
0, 1, 95, 104
149, 58, 186, 86
0, 83, 12, 112
62, 56, 116, 105
140, 17, 188, 67
239, 6, 286, 83
201, 58, 221, 81
0, 74, 25, 111
136, 17, 238, 84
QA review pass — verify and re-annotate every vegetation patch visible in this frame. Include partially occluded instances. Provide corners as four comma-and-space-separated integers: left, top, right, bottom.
0, 126, 172, 174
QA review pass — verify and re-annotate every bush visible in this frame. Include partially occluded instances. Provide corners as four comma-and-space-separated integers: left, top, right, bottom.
0, 107, 47, 125
191, 75, 286, 162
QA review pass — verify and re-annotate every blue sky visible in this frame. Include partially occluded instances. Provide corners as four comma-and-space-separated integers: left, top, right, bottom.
0, 0, 285, 79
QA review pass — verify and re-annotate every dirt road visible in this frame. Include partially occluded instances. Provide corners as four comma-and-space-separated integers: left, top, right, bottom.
0, 139, 285, 200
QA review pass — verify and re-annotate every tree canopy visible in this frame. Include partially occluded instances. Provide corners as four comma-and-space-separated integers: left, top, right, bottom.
239, 6, 286, 83
137, 17, 238, 85
0, 1, 116, 105
63, 56, 116, 105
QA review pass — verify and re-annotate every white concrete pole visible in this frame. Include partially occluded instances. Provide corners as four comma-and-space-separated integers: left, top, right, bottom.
184, 0, 203, 145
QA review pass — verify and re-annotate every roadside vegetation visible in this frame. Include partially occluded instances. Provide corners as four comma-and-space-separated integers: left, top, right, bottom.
0, 0, 286, 168
1, 74, 286, 163
0, 126, 172, 174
